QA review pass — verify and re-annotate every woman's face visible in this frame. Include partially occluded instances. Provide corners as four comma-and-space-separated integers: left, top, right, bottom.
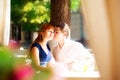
54, 27, 64, 42
42, 28, 54, 41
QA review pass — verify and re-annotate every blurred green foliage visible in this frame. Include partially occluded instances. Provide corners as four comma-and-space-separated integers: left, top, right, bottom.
11, 0, 50, 31
11, 0, 81, 31
0, 47, 14, 70
71, 0, 81, 12
0, 46, 52, 80
0, 47, 14, 80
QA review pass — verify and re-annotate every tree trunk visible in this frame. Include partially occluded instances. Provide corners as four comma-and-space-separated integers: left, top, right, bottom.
50, 0, 70, 26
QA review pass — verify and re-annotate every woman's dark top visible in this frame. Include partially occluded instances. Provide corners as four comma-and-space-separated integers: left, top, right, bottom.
31, 42, 52, 67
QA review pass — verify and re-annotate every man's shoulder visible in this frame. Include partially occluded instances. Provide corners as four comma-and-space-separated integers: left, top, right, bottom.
68, 40, 83, 46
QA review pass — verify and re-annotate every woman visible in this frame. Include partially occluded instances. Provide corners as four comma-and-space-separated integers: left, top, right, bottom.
30, 23, 55, 72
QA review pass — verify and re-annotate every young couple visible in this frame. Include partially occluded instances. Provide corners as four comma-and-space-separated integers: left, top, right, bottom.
30, 22, 95, 79
30, 23, 71, 70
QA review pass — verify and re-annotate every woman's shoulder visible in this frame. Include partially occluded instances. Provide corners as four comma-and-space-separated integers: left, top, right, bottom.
31, 42, 40, 47
30, 42, 41, 51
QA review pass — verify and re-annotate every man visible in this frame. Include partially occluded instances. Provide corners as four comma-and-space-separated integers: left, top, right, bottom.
52, 23, 95, 72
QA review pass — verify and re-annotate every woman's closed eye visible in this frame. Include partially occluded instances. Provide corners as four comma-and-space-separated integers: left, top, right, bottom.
48, 30, 54, 33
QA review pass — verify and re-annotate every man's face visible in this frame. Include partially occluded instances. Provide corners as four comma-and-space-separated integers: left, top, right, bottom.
54, 27, 64, 42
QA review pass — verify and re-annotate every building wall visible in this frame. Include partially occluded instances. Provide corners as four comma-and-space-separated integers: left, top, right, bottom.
70, 12, 81, 41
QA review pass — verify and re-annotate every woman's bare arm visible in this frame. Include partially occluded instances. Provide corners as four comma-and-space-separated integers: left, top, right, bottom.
30, 47, 48, 71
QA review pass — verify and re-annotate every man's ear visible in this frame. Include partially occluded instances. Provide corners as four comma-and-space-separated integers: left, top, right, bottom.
63, 30, 69, 38
63, 31, 68, 38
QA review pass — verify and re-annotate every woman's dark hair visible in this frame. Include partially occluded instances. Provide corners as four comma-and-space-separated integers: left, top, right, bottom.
34, 23, 54, 42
